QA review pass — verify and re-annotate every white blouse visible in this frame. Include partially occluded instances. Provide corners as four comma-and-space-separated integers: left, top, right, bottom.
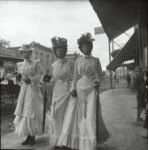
51, 58, 74, 82
70, 55, 103, 91
17, 59, 44, 86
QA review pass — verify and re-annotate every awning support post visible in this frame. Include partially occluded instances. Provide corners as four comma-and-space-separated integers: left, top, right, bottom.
108, 39, 113, 89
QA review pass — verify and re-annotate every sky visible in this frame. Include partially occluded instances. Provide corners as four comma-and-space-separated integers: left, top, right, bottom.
0, 0, 134, 70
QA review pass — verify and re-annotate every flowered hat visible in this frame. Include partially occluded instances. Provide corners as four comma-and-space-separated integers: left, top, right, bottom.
18, 44, 34, 51
77, 32, 95, 45
51, 36, 67, 50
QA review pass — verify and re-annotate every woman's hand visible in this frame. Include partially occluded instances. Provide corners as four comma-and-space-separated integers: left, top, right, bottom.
16, 73, 22, 82
24, 78, 31, 85
93, 81, 100, 93
43, 75, 51, 83
93, 81, 100, 88
70, 89, 77, 98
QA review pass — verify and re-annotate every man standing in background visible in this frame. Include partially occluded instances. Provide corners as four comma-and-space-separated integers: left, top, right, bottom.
133, 66, 146, 122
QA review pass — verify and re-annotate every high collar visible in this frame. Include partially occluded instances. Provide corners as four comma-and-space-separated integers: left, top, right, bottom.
24, 59, 32, 64
84, 54, 92, 59
57, 58, 67, 64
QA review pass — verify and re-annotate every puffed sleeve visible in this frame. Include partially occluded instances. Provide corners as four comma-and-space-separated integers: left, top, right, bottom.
30, 59, 45, 84
70, 58, 80, 92
95, 57, 103, 82
63, 59, 74, 81
69, 60, 75, 80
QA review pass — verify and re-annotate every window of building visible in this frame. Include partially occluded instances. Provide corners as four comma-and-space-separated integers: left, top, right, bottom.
35, 51, 38, 59
143, 46, 148, 67
40, 53, 43, 63
46, 55, 49, 65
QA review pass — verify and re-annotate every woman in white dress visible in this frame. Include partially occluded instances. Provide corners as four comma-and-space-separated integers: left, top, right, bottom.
49, 37, 74, 147
69, 33, 110, 150
13, 44, 49, 145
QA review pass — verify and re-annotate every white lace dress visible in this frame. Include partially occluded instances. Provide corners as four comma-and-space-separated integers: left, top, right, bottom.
49, 58, 74, 145
68, 56, 110, 150
13, 59, 49, 137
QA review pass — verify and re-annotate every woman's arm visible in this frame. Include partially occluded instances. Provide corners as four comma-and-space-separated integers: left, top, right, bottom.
70, 59, 80, 97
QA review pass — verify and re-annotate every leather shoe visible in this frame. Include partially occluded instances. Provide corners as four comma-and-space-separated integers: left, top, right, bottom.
29, 136, 35, 145
21, 135, 30, 145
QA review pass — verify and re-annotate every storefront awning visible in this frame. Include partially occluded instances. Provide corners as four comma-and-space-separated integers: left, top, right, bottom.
106, 31, 137, 70
89, 0, 138, 40
0, 55, 23, 62
120, 63, 136, 70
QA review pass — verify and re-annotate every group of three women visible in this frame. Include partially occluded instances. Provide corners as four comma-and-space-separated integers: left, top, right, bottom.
13, 33, 110, 150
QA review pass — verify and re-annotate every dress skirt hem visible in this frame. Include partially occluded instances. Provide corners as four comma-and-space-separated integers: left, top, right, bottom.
13, 114, 50, 137
57, 131, 79, 149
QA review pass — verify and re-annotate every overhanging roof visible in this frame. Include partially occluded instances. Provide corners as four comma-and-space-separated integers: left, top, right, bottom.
0, 55, 23, 62
120, 63, 136, 70
89, 0, 138, 40
106, 31, 137, 70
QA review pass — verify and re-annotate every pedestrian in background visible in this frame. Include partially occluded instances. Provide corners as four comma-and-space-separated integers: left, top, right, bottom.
6, 68, 14, 85
126, 74, 131, 88
133, 66, 146, 122
143, 69, 148, 139
13, 44, 49, 145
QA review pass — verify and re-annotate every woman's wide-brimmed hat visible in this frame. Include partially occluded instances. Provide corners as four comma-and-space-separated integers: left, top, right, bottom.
51, 36, 67, 50
18, 44, 34, 51
77, 32, 95, 45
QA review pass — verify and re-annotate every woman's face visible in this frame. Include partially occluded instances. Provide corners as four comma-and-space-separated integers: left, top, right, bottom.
81, 43, 92, 55
55, 47, 66, 59
21, 51, 32, 59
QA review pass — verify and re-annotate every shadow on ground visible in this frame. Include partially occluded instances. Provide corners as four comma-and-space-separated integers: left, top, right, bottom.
51, 144, 117, 150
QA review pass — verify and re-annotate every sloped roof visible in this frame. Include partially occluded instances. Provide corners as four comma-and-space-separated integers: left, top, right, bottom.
106, 31, 137, 70
89, 0, 138, 40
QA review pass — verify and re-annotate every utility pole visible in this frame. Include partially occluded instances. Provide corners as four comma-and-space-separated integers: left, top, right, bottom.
112, 40, 117, 86
108, 39, 113, 89
94, 26, 113, 89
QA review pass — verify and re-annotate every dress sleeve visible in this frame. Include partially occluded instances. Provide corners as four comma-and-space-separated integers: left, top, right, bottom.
63, 60, 74, 81
70, 59, 80, 92
95, 58, 103, 82
69, 60, 75, 80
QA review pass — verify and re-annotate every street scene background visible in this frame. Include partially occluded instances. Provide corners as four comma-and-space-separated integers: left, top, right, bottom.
0, 0, 148, 150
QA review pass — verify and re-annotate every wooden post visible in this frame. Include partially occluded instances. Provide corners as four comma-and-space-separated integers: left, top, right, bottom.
108, 39, 113, 88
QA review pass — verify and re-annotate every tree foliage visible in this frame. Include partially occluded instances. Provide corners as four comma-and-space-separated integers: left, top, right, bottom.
0, 37, 10, 48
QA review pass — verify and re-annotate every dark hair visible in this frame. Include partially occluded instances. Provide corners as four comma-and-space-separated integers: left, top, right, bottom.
78, 42, 93, 52
54, 46, 67, 57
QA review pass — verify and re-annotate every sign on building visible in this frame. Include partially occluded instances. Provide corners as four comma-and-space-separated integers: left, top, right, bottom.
94, 26, 105, 35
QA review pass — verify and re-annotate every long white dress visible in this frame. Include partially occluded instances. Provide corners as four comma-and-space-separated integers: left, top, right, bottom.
49, 58, 74, 145
13, 59, 49, 137
60, 55, 110, 150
